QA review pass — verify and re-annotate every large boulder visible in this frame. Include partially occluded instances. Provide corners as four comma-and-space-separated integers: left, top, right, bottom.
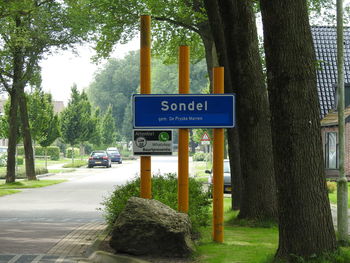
109, 197, 195, 258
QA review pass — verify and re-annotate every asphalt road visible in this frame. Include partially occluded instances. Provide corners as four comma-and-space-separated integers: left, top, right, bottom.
0, 156, 179, 256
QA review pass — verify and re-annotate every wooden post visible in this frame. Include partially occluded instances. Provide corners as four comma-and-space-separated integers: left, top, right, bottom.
212, 67, 224, 242
140, 15, 152, 199
178, 46, 190, 213
336, 0, 348, 242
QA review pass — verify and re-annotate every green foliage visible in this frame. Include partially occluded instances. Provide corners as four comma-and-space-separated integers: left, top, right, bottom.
0, 154, 7, 167
101, 105, 117, 146
89, 108, 102, 147
44, 147, 60, 161
17, 146, 60, 160
101, 173, 211, 232
89, 0, 207, 63
17, 156, 23, 165
66, 148, 80, 158
27, 89, 60, 147
326, 181, 337, 194
60, 85, 95, 147
193, 152, 210, 162
87, 52, 208, 141
0, 100, 21, 143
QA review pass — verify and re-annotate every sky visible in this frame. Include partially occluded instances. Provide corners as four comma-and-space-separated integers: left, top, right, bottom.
40, 37, 140, 104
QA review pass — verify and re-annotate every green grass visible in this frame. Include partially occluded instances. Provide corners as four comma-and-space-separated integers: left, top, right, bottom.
0, 189, 21, 197
48, 169, 76, 174
193, 161, 211, 178
0, 179, 67, 189
63, 160, 87, 168
195, 198, 278, 263
328, 185, 350, 208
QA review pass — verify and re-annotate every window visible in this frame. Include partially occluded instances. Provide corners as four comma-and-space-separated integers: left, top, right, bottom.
325, 132, 338, 169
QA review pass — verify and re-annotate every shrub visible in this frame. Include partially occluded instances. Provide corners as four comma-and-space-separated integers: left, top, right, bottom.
17, 156, 24, 165
66, 148, 80, 158
101, 173, 211, 233
192, 152, 210, 162
327, 181, 337, 194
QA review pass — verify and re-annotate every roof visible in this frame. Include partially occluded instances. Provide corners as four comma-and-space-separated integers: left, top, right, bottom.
311, 26, 350, 118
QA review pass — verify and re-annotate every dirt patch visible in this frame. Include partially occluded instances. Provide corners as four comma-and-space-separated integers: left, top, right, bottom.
98, 236, 198, 263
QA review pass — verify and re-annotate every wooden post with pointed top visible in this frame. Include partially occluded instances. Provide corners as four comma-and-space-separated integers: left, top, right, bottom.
140, 15, 152, 199
212, 67, 224, 243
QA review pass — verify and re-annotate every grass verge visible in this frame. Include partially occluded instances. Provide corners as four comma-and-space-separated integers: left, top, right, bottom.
0, 189, 21, 197
0, 179, 67, 189
195, 198, 278, 263
48, 168, 76, 174
63, 160, 87, 168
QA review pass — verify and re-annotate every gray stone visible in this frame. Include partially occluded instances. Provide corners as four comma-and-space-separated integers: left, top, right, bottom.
109, 197, 195, 258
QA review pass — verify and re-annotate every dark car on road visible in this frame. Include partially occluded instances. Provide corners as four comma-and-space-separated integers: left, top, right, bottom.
106, 148, 122, 164
207, 159, 232, 193
88, 151, 112, 168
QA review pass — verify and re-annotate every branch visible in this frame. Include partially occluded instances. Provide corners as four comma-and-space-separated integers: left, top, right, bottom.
153, 16, 200, 34
0, 72, 10, 92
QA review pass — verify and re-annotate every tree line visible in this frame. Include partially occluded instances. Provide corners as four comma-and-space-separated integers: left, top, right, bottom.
86, 51, 208, 142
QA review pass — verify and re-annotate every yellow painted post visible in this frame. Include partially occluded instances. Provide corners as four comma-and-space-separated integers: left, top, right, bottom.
178, 46, 190, 213
140, 15, 152, 199
213, 67, 224, 242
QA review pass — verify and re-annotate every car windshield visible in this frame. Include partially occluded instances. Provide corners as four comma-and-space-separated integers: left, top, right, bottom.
107, 151, 119, 154
224, 161, 230, 173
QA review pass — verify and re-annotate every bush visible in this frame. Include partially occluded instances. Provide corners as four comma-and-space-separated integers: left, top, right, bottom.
192, 152, 210, 162
101, 173, 211, 233
0, 154, 6, 167
17, 156, 24, 165
66, 148, 80, 158
327, 181, 337, 194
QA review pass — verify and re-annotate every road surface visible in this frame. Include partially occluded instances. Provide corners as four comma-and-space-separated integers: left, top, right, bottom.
0, 156, 180, 262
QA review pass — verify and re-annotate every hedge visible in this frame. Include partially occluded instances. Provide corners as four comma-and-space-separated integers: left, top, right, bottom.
17, 146, 60, 160
66, 148, 80, 158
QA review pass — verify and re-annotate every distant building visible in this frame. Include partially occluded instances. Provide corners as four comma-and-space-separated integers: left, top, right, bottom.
52, 101, 65, 114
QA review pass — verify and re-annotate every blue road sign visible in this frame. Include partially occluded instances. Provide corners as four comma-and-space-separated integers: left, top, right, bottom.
133, 94, 235, 128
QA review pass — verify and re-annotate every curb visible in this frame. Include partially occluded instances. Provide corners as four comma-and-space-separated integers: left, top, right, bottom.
87, 251, 150, 263
86, 232, 150, 263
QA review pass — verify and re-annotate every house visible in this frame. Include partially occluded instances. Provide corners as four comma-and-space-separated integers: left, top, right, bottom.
312, 26, 350, 177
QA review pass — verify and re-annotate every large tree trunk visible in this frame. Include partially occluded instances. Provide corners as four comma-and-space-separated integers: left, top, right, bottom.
260, 0, 337, 260
204, 0, 277, 220
6, 90, 19, 183
18, 90, 36, 180
200, 4, 243, 211
227, 128, 242, 210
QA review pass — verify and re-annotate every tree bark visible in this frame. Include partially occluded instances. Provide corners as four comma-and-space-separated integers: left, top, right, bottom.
204, 0, 277, 219
260, 0, 337, 259
227, 128, 242, 210
6, 89, 19, 183
18, 90, 36, 180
